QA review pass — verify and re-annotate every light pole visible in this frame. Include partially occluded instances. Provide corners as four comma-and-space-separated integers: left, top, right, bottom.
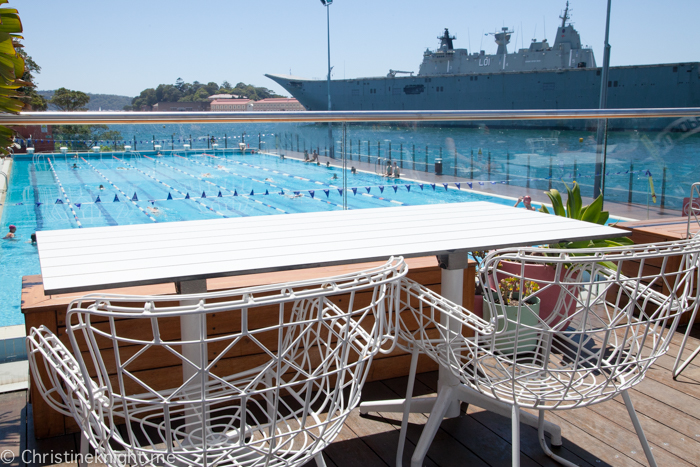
321, 0, 334, 158
593, 0, 612, 201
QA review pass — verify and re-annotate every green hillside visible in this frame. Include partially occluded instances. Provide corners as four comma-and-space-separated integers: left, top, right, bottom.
37, 91, 133, 111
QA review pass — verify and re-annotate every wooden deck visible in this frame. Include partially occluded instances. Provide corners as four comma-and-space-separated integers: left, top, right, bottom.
3, 324, 698, 467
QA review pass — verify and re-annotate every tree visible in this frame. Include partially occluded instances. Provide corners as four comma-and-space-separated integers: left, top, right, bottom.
50, 87, 90, 111
0, 3, 30, 154
17, 49, 47, 110
221, 80, 231, 90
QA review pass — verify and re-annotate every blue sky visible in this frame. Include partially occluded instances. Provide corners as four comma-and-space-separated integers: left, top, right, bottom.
13, 0, 700, 98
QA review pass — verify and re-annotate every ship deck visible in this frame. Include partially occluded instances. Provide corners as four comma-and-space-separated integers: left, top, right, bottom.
3, 323, 699, 466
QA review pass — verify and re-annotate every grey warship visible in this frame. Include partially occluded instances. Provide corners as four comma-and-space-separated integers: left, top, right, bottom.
266, 3, 699, 129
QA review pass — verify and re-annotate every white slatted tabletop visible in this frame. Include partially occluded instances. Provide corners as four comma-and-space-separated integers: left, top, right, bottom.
36, 202, 624, 295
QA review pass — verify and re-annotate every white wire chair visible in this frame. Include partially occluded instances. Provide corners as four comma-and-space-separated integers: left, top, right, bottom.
392, 238, 700, 467
673, 183, 700, 378
27, 257, 407, 467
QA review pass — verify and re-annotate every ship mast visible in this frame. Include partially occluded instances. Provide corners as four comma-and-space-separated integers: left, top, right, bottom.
560, 1, 570, 28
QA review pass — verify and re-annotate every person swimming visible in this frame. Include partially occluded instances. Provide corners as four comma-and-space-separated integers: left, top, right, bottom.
264, 177, 274, 182
99, 184, 105, 190
3, 225, 16, 239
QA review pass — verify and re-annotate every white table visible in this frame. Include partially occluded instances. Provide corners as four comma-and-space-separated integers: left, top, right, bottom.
36, 202, 623, 440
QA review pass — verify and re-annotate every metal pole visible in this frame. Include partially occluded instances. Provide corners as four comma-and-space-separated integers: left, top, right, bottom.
548, 156, 553, 190
593, 0, 612, 200
661, 166, 667, 208
225, 133, 227, 149
171, 134, 174, 150
325, 2, 334, 159
207, 134, 210, 149
425, 145, 428, 172
527, 154, 531, 188
454, 147, 457, 177
628, 162, 634, 203
400, 143, 403, 169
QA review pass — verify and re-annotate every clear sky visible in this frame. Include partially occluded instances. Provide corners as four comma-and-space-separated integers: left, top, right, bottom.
13, 0, 700, 98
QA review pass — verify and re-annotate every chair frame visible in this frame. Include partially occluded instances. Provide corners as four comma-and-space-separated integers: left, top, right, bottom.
392, 238, 700, 467
674, 182, 700, 378
27, 257, 407, 467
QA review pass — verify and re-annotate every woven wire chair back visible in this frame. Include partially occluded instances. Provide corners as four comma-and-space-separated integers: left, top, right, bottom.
27, 257, 407, 467
396, 239, 700, 411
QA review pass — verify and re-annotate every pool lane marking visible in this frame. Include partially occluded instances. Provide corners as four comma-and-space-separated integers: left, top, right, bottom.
208, 154, 406, 207
116, 156, 228, 218
81, 158, 158, 222
68, 164, 119, 226
162, 154, 289, 214
146, 155, 284, 214
198, 154, 347, 210
191, 153, 347, 210
127, 157, 250, 217
46, 158, 83, 228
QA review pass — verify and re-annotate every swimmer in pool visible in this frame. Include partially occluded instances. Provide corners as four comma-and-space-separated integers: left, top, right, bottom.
264, 177, 274, 182
99, 184, 105, 190
146, 206, 161, 215
201, 173, 211, 178
3, 225, 16, 239
332, 173, 338, 180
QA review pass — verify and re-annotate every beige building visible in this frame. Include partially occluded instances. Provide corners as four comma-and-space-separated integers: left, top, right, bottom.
253, 98, 305, 111
210, 99, 254, 111
152, 101, 210, 111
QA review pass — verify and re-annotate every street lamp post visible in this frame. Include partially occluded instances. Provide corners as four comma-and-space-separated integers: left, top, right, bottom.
321, 0, 334, 158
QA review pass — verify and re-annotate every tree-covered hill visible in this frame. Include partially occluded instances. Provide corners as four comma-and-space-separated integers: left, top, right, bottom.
127, 79, 283, 110
37, 91, 133, 111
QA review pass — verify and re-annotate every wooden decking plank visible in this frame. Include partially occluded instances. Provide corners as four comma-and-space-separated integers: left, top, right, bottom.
548, 406, 689, 466
543, 411, 643, 467
632, 377, 700, 421
644, 365, 700, 401
376, 376, 491, 467
612, 383, 700, 444
410, 372, 594, 467
586, 395, 700, 465
352, 381, 440, 467
322, 423, 388, 467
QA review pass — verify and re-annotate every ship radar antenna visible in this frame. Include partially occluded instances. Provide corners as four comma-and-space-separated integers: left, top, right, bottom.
438, 28, 456, 51
560, 1, 571, 28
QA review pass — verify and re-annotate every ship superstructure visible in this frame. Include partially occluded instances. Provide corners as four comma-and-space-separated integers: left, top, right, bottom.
266, 2, 698, 129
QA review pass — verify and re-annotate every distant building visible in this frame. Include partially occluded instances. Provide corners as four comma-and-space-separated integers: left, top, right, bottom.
152, 101, 210, 111
210, 99, 254, 112
252, 98, 305, 111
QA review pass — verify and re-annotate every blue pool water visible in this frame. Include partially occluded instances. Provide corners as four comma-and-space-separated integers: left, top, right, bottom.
1, 149, 522, 326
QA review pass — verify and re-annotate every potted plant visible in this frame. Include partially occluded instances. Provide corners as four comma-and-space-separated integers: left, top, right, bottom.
484, 277, 541, 355
499, 181, 633, 327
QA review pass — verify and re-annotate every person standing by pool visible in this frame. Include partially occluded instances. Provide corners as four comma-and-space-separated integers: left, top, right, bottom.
514, 195, 536, 211
3, 225, 16, 239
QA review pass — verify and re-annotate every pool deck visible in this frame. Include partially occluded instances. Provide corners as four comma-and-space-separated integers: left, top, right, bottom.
1, 324, 699, 467
278, 149, 682, 221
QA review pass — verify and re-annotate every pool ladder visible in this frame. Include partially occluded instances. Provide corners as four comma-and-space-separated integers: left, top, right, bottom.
0, 171, 6, 194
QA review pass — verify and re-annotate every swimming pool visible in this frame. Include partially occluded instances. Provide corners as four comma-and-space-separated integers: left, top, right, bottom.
1, 149, 529, 325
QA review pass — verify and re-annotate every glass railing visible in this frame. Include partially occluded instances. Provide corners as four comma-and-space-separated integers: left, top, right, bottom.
1, 109, 699, 324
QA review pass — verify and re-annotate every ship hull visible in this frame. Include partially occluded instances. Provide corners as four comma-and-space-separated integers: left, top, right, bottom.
267, 63, 699, 130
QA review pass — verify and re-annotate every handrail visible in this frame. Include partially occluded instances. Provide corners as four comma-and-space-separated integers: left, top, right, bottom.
0, 108, 698, 125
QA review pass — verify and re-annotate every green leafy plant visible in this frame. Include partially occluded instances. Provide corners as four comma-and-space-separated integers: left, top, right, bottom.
538, 181, 633, 250
496, 277, 540, 306
0, 1, 28, 155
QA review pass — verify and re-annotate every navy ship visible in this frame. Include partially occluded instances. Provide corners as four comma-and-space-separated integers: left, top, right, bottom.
266, 3, 699, 129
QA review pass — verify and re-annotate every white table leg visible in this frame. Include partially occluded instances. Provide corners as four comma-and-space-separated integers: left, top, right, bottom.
177, 279, 208, 434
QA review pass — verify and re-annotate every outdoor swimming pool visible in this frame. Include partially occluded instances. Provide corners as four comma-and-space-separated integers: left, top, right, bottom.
0, 149, 527, 325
